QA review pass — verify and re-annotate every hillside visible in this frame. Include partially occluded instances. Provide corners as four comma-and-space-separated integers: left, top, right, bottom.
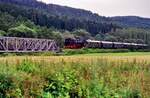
0, 0, 150, 34
111, 16, 150, 28
0, 0, 108, 22
0, 0, 150, 45
0, 0, 117, 35
1, 0, 150, 28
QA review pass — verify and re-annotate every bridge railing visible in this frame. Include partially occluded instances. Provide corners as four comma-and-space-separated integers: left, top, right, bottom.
0, 37, 59, 52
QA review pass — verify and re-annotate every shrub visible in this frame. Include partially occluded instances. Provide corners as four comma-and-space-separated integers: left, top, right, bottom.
0, 72, 22, 97
118, 88, 141, 98
0, 73, 14, 97
63, 48, 130, 55
16, 60, 38, 73
0, 56, 148, 97
44, 69, 78, 98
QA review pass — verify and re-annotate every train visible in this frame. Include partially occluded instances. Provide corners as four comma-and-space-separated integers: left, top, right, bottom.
65, 38, 148, 49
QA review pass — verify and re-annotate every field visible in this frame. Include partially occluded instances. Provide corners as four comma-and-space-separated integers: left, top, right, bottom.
0, 52, 150, 98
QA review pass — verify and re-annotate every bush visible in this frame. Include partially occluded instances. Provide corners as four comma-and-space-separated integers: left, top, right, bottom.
8, 24, 36, 38
119, 88, 141, 98
0, 30, 6, 36
63, 48, 131, 55
44, 69, 78, 98
0, 52, 55, 57
16, 60, 38, 73
0, 57, 148, 97
0, 72, 22, 97
0, 73, 14, 97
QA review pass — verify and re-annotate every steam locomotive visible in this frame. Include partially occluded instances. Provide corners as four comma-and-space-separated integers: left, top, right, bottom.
65, 38, 148, 49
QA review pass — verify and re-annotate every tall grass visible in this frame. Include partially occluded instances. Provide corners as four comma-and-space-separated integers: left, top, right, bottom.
0, 55, 149, 98
63, 48, 131, 55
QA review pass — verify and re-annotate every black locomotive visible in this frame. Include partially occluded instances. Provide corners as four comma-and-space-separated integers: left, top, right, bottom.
65, 38, 86, 49
65, 38, 148, 49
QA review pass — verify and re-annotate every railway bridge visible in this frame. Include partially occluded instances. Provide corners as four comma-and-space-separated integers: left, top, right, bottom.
0, 37, 59, 52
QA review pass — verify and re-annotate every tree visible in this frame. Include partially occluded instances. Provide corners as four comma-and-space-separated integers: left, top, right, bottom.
104, 34, 117, 42
108, 28, 150, 44
72, 29, 91, 39
0, 2, 119, 35
36, 26, 54, 39
52, 31, 64, 47
0, 30, 6, 36
0, 12, 15, 31
62, 31, 74, 39
7, 24, 36, 38
94, 33, 105, 40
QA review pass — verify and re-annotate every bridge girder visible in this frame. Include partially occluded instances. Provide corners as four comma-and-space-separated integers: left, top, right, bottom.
0, 37, 59, 52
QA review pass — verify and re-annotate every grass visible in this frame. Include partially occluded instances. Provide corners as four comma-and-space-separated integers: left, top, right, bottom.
0, 52, 149, 98
75, 52, 150, 56
63, 49, 131, 55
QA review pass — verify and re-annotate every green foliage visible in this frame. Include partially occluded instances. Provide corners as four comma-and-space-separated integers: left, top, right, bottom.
0, 57, 149, 97
0, 11, 15, 31
44, 69, 78, 97
0, 30, 6, 36
64, 48, 130, 55
0, 11, 64, 45
36, 26, 55, 39
0, 2, 150, 48
0, 1, 118, 35
62, 31, 75, 39
0, 0, 150, 48
104, 34, 118, 42
8, 24, 36, 38
72, 29, 91, 39
52, 31, 64, 47
108, 28, 150, 45
78, 79, 117, 98
0, 70, 23, 98
0, 73, 14, 97
118, 89, 141, 98
17, 60, 37, 73
95, 33, 105, 40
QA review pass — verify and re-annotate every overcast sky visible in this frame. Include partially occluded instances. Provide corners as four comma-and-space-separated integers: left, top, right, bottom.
38, 0, 150, 18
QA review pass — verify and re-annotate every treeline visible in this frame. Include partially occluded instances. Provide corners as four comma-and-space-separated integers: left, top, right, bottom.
94, 28, 150, 45
0, 11, 63, 45
0, 1, 118, 35
1, 11, 150, 46
0, 11, 92, 47
0, 0, 109, 22
0, 0, 150, 47
2, 0, 150, 29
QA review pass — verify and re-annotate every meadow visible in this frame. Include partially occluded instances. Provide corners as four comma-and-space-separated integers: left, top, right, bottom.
0, 52, 150, 98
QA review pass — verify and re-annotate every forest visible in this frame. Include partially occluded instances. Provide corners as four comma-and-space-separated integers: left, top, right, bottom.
0, 0, 150, 46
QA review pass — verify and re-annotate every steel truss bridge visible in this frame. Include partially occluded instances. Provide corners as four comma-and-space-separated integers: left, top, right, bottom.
0, 37, 59, 52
